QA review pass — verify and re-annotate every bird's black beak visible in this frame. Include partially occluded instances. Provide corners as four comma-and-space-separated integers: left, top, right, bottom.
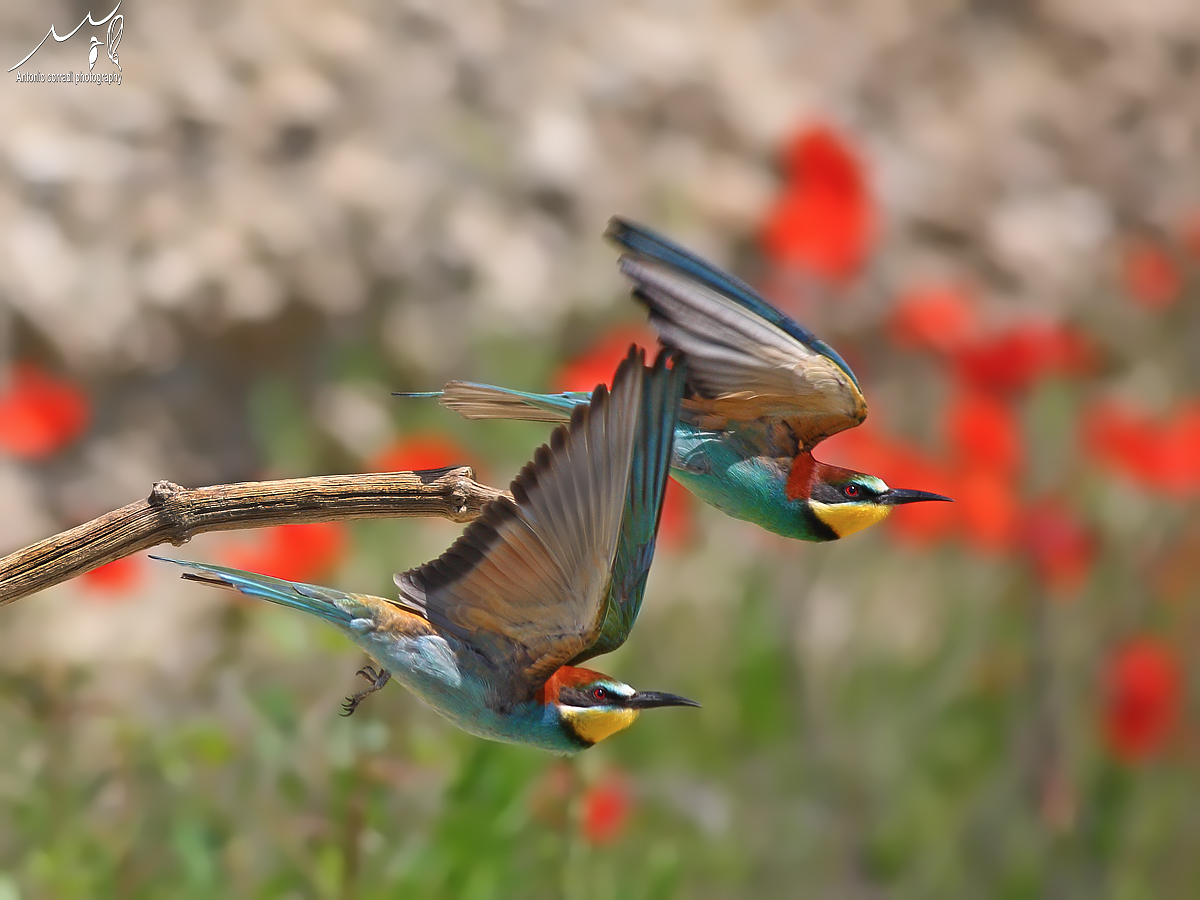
879, 488, 955, 506
626, 691, 701, 710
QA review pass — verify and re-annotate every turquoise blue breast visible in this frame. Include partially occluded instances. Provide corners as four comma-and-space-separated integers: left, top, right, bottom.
359, 632, 586, 754
669, 431, 834, 543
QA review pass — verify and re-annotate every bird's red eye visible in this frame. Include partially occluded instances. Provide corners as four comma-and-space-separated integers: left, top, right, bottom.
592, 687, 607, 701
844, 484, 860, 498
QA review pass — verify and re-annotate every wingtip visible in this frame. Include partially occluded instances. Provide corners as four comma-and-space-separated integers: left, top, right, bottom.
603, 215, 635, 245
150, 554, 210, 577
609, 343, 648, 388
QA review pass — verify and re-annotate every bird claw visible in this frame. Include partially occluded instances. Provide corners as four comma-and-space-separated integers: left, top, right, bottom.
340, 665, 392, 717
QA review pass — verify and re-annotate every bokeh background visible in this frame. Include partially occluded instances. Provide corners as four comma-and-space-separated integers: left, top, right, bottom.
3, 1, 1200, 897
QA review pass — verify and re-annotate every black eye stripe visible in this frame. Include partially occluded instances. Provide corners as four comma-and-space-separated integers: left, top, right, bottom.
559, 685, 619, 707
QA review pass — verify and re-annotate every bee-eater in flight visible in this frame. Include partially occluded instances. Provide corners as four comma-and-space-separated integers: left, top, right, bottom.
156, 348, 697, 754
403, 217, 951, 543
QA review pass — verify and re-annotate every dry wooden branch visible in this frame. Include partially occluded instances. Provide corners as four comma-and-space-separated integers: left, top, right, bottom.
0, 467, 508, 607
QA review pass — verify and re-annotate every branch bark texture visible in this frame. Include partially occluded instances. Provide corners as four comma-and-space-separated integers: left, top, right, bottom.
0, 467, 507, 607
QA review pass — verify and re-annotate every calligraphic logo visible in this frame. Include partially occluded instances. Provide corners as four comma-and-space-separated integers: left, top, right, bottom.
11, 1, 123, 84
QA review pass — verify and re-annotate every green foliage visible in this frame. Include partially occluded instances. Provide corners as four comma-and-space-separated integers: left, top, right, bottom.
5, 291, 1200, 899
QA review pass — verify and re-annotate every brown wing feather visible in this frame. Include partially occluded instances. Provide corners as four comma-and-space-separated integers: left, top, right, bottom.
393, 349, 645, 701
624, 257, 867, 448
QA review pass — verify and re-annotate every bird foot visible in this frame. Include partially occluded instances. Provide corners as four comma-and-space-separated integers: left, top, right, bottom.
356, 665, 384, 683
341, 666, 392, 716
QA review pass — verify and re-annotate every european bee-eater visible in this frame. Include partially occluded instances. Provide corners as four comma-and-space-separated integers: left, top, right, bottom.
403, 218, 951, 542
155, 348, 697, 754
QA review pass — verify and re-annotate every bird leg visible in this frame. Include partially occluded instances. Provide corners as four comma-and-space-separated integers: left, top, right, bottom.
341, 665, 392, 716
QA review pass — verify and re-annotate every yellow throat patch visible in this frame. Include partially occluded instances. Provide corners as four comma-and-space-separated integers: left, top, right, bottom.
560, 706, 640, 745
809, 500, 893, 539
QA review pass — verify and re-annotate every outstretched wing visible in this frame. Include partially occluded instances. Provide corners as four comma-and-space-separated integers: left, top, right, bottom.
573, 350, 685, 662
392, 347, 676, 702
606, 217, 867, 452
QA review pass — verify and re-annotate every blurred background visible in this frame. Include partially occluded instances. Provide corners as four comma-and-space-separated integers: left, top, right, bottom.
3, 1, 1200, 897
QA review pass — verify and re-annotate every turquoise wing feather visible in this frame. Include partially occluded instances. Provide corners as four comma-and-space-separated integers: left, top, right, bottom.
574, 350, 686, 662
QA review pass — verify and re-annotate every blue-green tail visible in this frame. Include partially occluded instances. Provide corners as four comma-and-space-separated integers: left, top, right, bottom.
395, 383, 590, 424
151, 556, 357, 627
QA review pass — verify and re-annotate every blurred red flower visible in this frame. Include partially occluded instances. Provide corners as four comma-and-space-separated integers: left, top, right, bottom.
0, 363, 89, 459
1080, 400, 1158, 486
371, 434, 474, 473
81, 555, 144, 599
223, 522, 346, 583
1102, 638, 1181, 763
657, 478, 695, 551
955, 467, 1018, 553
761, 124, 873, 284
1157, 403, 1200, 494
953, 322, 1093, 395
580, 772, 632, 845
1082, 400, 1200, 495
1121, 239, 1181, 310
888, 285, 979, 354
554, 325, 657, 392
1021, 498, 1094, 596
945, 390, 1023, 477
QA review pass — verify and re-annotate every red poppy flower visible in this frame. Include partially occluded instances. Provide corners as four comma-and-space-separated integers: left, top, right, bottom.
657, 478, 694, 551
761, 124, 873, 284
0, 363, 89, 459
81, 555, 144, 599
1021, 498, 1094, 596
223, 522, 346, 583
580, 772, 632, 845
953, 322, 1093, 395
1080, 400, 1159, 486
554, 324, 658, 392
954, 467, 1019, 553
1082, 400, 1200, 495
370, 434, 474, 474
1157, 403, 1200, 495
1121, 239, 1181, 310
1102, 637, 1181, 763
888, 285, 979, 354
945, 390, 1023, 477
